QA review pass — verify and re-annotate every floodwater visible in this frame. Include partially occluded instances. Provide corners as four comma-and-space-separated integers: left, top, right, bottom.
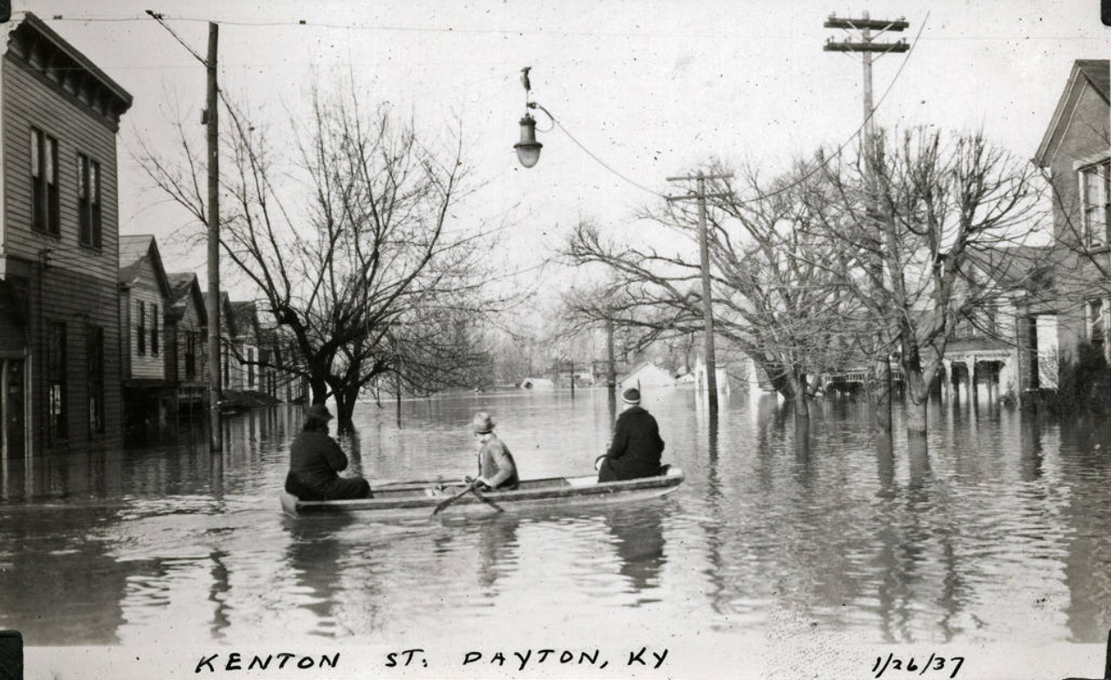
1, 386, 1110, 654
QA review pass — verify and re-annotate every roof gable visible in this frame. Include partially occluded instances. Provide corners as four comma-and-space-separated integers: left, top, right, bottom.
230, 301, 261, 339
118, 234, 171, 298
165, 272, 208, 326
1035, 59, 1110, 167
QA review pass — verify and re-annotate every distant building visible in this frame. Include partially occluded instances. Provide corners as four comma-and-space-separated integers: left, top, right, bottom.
119, 234, 173, 427
617, 361, 674, 391
164, 272, 208, 415
520, 377, 554, 389
0, 14, 133, 456
228, 300, 261, 392
690, 356, 729, 396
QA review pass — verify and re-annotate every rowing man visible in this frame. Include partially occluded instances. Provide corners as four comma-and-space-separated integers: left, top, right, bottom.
470, 412, 520, 491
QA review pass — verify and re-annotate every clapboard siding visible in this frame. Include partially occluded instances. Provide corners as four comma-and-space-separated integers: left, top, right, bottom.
172, 302, 208, 388
123, 283, 166, 381
2, 25, 131, 454
32, 266, 122, 453
3, 57, 119, 284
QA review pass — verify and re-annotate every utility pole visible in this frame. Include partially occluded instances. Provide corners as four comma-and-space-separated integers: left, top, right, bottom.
606, 317, 616, 396
148, 12, 223, 451
205, 23, 222, 453
666, 171, 733, 414
823, 12, 908, 433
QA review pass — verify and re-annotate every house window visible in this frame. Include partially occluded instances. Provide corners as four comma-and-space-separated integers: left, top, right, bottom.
77, 154, 102, 247
137, 301, 146, 355
247, 348, 255, 388
87, 325, 104, 434
223, 345, 230, 384
185, 332, 197, 379
151, 304, 159, 356
1080, 162, 1111, 250
48, 322, 67, 441
1088, 298, 1107, 355
31, 128, 60, 235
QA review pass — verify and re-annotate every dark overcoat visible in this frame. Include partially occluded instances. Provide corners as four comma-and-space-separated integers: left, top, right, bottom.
284, 430, 371, 500
598, 406, 665, 482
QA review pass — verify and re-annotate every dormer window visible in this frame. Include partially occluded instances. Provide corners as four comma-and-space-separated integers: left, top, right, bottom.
1080, 161, 1110, 250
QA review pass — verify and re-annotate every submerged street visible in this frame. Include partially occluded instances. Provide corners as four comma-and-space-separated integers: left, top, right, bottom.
2, 388, 1109, 649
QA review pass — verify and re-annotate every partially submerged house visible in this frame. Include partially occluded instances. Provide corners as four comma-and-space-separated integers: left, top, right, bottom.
165, 272, 208, 415
1032, 59, 1110, 381
0, 13, 132, 456
119, 234, 172, 426
617, 361, 675, 392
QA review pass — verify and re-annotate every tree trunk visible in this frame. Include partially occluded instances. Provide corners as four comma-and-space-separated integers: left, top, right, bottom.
869, 355, 892, 434
309, 376, 328, 405
333, 384, 359, 432
901, 331, 930, 434
905, 380, 928, 433
789, 370, 810, 421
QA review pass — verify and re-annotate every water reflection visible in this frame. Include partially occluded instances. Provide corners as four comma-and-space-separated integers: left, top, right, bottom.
475, 515, 521, 590
284, 518, 359, 637
2, 396, 1111, 647
604, 509, 666, 601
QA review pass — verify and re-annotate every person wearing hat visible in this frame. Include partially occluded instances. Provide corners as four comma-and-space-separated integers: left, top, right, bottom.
469, 411, 520, 491
284, 403, 372, 500
596, 388, 665, 483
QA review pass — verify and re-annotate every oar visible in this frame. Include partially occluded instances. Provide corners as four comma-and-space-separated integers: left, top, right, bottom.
432, 483, 475, 515
432, 481, 505, 516
469, 485, 505, 514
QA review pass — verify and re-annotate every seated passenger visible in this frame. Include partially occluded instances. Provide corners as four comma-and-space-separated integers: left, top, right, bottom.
597, 388, 664, 483
470, 411, 520, 491
284, 404, 372, 501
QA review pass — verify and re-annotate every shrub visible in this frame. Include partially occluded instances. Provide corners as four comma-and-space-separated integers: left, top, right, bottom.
1051, 343, 1111, 414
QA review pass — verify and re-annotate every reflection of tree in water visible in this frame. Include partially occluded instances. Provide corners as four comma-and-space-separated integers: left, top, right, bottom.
603, 508, 666, 601
1058, 415, 1111, 643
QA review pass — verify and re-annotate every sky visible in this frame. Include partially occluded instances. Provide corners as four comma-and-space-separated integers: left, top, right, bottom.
11, 0, 1109, 307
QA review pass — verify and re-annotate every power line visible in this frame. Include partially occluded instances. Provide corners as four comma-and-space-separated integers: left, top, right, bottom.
731, 10, 929, 205
36, 11, 1091, 41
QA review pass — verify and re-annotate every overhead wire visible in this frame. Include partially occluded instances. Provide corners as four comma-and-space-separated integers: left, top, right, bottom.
44, 8, 928, 206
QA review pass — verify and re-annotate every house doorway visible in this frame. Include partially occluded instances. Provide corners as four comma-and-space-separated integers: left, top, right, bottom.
2, 358, 26, 459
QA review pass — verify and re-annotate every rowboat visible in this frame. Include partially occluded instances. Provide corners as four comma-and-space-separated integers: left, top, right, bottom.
279, 466, 684, 519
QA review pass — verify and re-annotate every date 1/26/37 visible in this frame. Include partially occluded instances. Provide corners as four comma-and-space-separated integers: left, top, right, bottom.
873, 652, 965, 679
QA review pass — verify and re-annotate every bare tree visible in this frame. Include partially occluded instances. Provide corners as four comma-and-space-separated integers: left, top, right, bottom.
562, 162, 859, 419
811, 128, 1049, 433
138, 83, 510, 426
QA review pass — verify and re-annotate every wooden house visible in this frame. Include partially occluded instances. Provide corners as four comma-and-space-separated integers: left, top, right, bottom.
0, 13, 132, 457
165, 272, 208, 415
118, 234, 172, 427
617, 361, 675, 392
229, 300, 261, 392
1032, 59, 1110, 385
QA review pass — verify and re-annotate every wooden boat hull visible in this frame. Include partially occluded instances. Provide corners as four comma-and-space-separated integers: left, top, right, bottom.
280, 466, 684, 519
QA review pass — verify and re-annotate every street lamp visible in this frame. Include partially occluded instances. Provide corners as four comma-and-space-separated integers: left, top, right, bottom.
513, 66, 546, 168
514, 113, 543, 168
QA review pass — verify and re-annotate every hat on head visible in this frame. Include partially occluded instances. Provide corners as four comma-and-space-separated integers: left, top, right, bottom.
305, 404, 334, 422
472, 411, 495, 434
622, 388, 641, 405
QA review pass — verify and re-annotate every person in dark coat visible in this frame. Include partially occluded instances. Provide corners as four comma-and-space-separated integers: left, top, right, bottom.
469, 411, 520, 490
284, 404, 372, 501
597, 388, 664, 483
